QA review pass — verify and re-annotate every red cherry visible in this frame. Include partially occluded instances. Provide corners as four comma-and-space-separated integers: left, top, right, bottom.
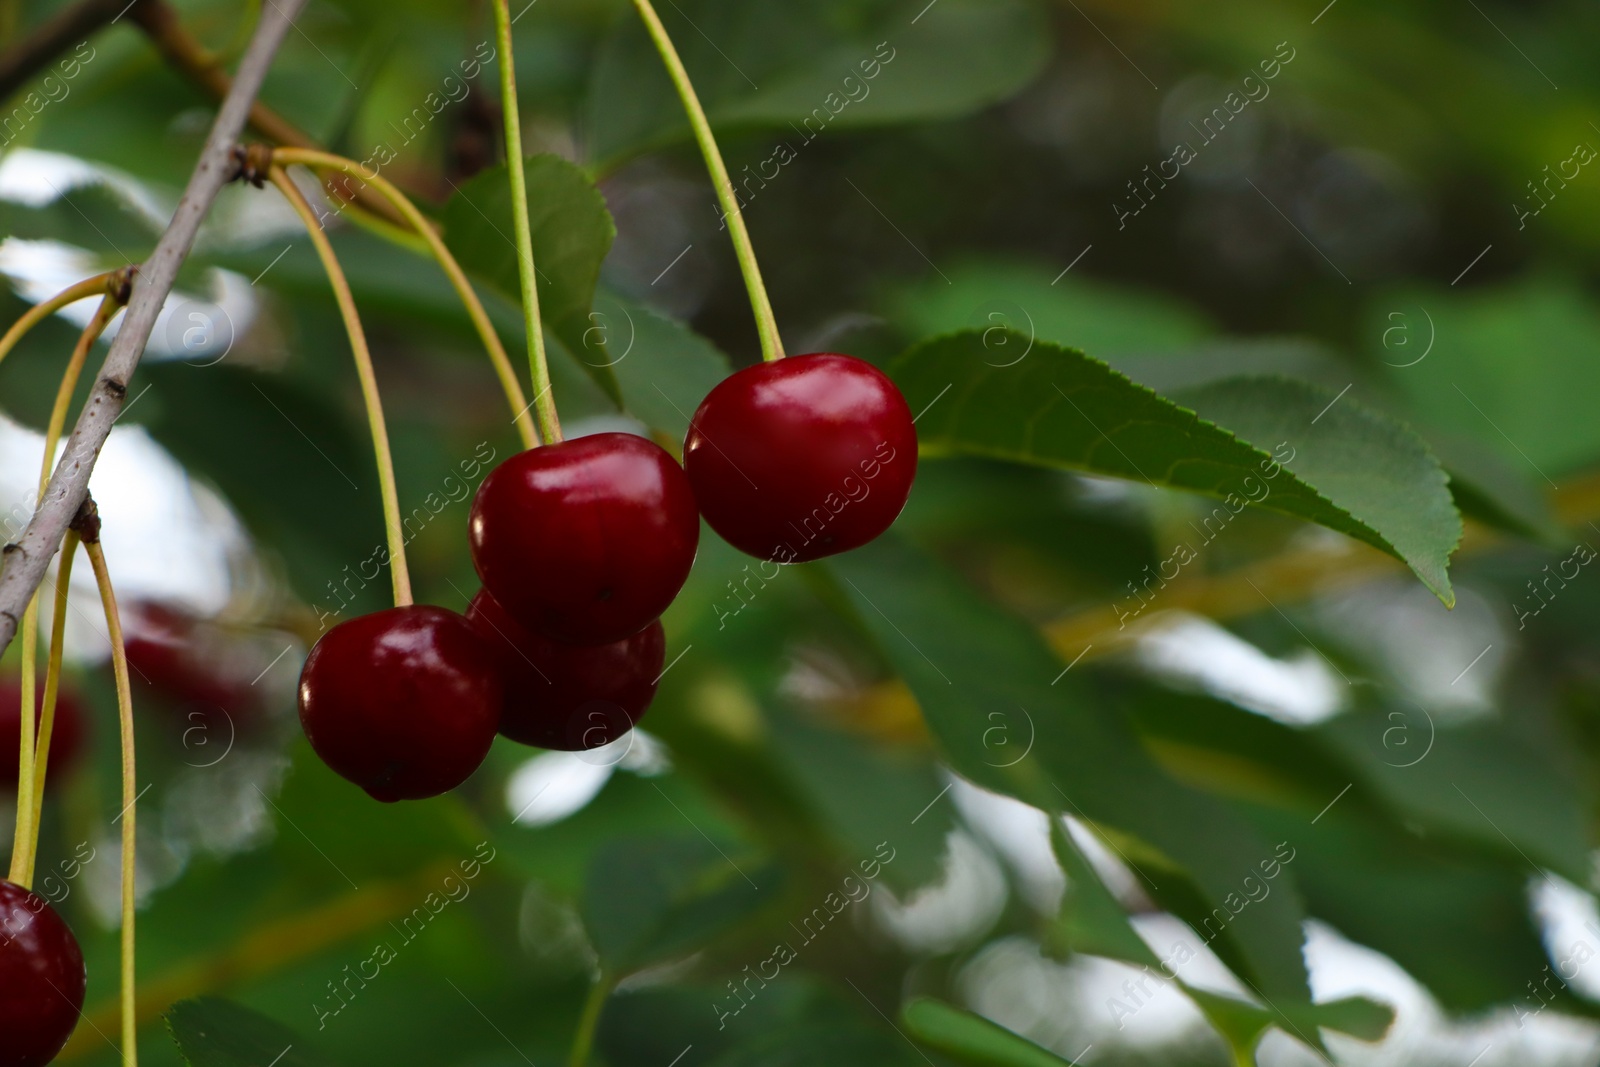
297, 606, 501, 802
0, 878, 85, 1067
0, 677, 88, 788
684, 353, 917, 563
468, 432, 699, 644
466, 588, 664, 751
123, 601, 260, 719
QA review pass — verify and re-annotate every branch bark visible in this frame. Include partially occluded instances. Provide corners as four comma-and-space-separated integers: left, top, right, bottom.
125, 0, 408, 227
126, 0, 316, 150
0, 0, 309, 658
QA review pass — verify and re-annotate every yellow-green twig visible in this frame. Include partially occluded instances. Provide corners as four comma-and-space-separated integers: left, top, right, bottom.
83, 523, 137, 1067
8, 286, 123, 887
491, 0, 561, 443
0, 271, 117, 371
271, 147, 538, 451
629, 0, 784, 362
270, 165, 413, 607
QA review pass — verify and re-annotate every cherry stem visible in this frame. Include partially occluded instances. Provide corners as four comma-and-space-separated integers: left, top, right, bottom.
270, 165, 413, 608
0, 270, 117, 370
23, 531, 76, 890
491, 0, 562, 445
84, 531, 139, 1067
6, 600, 38, 885
41, 295, 125, 490
568, 975, 612, 1067
629, 0, 784, 363
7, 283, 124, 888
271, 147, 539, 451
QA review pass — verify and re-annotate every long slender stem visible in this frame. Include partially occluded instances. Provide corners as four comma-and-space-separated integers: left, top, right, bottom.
568, 975, 611, 1067
124, 0, 413, 230
21, 532, 76, 888
490, 0, 561, 444
272, 147, 538, 451
8, 600, 37, 883
0, 272, 116, 371
0, 0, 307, 662
84, 534, 137, 1067
629, 0, 784, 362
8, 294, 120, 887
270, 166, 412, 606
40, 296, 123, 488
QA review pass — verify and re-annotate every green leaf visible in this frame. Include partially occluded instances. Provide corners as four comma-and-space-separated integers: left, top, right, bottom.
600, 289, 734, 438
1047, 807, 1393, 1058
892, 333, 1462, 604
1247, 802, 1552, 1014
1045, 821, 1161, 968
1374, 272, 1600, 475
1315, 708, 1594, 883
580, 835, 780, 976
887, 259, 1214, 356
271, 741, 483, 886
1182, 987, 1395, 1056
135, 363, 384, 613
440, 153, 622, 406
585, 0, 1052, 167
901, 998, 1076, 1067
824, 536, 1314, 1006
167, 997, 339, 1067
765, 703, 955, 895
1172, 376, 1462, 604
706, 1023, 927, 1067
1433, 434, 1562, 544
1301, 996, 1398, 1042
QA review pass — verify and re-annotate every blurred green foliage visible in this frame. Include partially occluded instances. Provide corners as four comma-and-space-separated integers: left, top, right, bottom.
3, 0, 1600, 1064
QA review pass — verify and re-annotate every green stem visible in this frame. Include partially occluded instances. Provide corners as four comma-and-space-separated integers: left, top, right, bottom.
271, 147, 539, 451
8, 287, 122, 887
491, 0, 562, 444
568, 975, 611, 1067
270, 166, 413, 607
8, 600, 38, 884
86, 536, 138, 1067
26, 530, 76, 878
630, 0, 784, 362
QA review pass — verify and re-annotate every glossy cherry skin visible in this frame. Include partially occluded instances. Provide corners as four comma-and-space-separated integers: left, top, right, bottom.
297, 606, 502, 802
0, 878, 86, 1067
684, 353, 917, 563
466, 589, 664, 750
469, 432, 699, 644
1, 677, 87, 788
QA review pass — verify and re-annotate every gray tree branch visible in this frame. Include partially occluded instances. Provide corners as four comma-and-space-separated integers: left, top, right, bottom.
0, 0, 309, 656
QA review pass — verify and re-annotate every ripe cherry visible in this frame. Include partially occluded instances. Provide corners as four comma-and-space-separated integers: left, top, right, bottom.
123, 601, 261, 723
1, 677, 87, 788
0, 878, 86, 1067
684, 353, 917, 562
297, 606, 501, 802
466, 588, 664, 751
469, 432, 699, 645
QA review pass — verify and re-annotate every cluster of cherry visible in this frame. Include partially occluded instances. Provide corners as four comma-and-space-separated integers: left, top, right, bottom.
0, 353, 918, 1066
298, 352, 917, 802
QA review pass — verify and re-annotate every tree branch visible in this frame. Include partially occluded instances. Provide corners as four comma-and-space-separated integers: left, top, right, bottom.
0, 0, 408, 227
125, 0, 408, 228
0, 0, 125, 101
126, 0, 314, 150
0, 0, 309, 658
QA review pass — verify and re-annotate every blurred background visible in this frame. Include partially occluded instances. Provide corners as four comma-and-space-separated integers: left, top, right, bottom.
3, 0, 1600, 1063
